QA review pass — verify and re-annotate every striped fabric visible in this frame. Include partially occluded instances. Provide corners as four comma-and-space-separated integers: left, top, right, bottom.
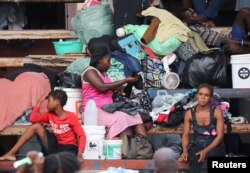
189, 24, 231, 47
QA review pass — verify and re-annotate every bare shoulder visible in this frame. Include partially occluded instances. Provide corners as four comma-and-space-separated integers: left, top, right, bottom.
185, 109, 192, 120
214, 107, 223, 118
84, 68, 99, 80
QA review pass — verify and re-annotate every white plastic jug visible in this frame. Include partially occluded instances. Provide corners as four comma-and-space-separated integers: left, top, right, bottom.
152, 90, 168, 109
84, 99, 98, 126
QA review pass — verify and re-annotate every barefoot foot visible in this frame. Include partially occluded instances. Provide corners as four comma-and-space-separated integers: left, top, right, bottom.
0, 155, 16, 161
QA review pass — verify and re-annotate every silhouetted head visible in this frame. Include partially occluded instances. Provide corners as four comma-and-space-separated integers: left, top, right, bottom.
153, 147, 178, 173
43, 152, 81, 173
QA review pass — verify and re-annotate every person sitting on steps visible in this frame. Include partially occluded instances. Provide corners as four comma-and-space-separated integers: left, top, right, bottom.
179, 83, 225, 173
82, 42, 147, 140
0, 89, 86, 161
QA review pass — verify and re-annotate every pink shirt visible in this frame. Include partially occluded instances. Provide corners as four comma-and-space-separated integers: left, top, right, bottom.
82, 67, 113, 110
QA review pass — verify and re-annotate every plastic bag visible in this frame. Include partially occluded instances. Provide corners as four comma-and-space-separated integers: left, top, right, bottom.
58, 72, 81, 88
71, 3, 114, 44
182, 50, 229, 88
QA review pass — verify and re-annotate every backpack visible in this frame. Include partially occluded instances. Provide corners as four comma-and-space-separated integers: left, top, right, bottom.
121, 134, 154, 159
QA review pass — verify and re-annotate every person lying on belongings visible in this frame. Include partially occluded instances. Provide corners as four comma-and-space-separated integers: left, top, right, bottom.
0, 90, 86, 161
16, 151, 81, 173
82, 44, 147, 140
177, 7, 250, 54
179, 83, 225, 173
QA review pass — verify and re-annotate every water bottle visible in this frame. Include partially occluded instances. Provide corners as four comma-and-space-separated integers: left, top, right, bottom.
84, 99, 98, 126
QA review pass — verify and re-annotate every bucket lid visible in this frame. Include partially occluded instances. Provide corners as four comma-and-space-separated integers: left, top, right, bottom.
230, 58, 250, 64
82, 125, 105, 130
54, 87, 82, 92
231, 54, 250, 60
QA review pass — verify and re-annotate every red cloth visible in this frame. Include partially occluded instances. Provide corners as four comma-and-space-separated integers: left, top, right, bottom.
30, 106, 86, 152
0, 72, 50, 130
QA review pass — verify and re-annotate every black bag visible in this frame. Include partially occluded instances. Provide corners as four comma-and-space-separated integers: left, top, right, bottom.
113, 0, 149, 29
121, 134, 154, 159
58, 72, 81, 88
182, 50, 229, 88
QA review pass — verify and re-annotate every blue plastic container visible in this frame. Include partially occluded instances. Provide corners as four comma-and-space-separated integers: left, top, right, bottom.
53, 40, 83, 55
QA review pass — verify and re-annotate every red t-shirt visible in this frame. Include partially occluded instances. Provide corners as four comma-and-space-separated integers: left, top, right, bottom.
30, 106, 86, 152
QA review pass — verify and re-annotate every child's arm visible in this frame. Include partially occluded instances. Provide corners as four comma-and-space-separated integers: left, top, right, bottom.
30, 95, 49, 123
29, 106, 49, 123
179, 110, 191, 162
71, 115, 86, 157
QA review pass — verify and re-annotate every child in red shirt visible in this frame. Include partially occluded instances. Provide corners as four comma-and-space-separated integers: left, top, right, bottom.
0, 89, 86, 161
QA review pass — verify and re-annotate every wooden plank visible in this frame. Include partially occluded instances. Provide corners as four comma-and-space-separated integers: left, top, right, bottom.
0, 125, 27, 136
27, 54, 86, 61
0, 54, 87, 67
0, 30, 77, 40
1, 124, 250, 136
0, 57, 71, 67
148, 88, 250, 99
0, 0, 82, 2
147, 124, 250, 134
0, 160, 190, 171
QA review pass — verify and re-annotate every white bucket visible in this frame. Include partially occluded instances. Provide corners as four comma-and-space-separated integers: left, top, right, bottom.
54, 87, 82, 120
82, 126, 106, 160
230, 54, 250, 88
104, 140, 123, 160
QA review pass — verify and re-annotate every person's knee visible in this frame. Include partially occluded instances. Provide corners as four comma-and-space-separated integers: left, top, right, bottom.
239, 8, 250, 15
31, 123, 44, 131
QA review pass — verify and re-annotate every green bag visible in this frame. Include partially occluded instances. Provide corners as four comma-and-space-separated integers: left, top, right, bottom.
124, 24, 181, 56
71, 3, 114, 44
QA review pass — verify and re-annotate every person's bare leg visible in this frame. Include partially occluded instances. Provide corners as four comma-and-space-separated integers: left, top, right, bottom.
134, 124, 147, 136
0, 123, 47, 161
225, 43, 250, 55
234, 8, 250, 32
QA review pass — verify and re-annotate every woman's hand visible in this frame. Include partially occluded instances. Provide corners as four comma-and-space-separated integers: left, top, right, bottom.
196, 149, 208, 163
125, 76, 139, 84
179, 151, 188, 162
